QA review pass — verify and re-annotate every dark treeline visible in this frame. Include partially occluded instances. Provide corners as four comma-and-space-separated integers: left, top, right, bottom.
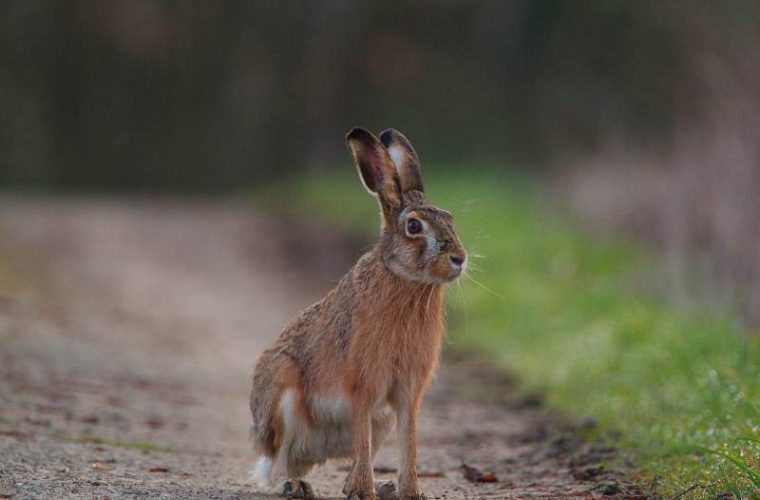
1, 0, 685, 190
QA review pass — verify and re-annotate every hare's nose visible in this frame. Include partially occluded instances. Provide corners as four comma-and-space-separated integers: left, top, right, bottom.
450, 255, 465, 267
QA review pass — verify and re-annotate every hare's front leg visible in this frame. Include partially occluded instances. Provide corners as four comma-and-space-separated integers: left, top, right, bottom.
343, 409, 397, 500
345, 396, 376, 500
397, 393, 425, 500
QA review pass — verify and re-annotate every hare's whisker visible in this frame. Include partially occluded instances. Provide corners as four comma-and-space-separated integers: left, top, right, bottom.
463, 270, 505, 301
465, 262, 482, 272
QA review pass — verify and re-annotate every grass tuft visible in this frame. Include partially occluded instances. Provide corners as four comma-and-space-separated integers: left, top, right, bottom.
72, 435, 175, 453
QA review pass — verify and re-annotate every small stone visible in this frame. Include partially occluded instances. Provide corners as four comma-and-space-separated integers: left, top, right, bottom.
79, 414, 99, 425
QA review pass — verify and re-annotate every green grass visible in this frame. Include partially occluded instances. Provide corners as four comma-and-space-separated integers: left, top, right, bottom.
261, 168, 760, 499
72, 435, 175, 453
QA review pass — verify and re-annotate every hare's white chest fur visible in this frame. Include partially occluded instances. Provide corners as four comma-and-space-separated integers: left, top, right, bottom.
309, 392, 390, 423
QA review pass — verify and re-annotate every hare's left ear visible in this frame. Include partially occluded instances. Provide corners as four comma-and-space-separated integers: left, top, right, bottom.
380, 128, 423, 193
346, 127, 402, 216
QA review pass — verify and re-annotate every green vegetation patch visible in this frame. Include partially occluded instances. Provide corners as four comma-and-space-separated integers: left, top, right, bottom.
72, 435, 175, 453
263, 169, 760, 498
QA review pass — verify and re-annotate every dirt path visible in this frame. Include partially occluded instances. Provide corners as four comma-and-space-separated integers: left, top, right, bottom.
0, 196, 647, 500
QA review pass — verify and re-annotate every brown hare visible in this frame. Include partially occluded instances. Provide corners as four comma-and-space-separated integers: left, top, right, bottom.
250, 127, 467, 500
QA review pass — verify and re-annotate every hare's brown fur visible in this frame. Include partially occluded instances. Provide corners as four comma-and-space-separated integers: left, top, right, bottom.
250, 128, 465, 500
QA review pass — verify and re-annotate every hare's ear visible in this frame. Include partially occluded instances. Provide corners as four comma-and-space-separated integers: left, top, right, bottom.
380, 128, 423, 193
346, 128, 401, 210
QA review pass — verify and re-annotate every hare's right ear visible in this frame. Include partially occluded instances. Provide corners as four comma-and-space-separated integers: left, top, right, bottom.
379, 128, 423, 193
346, 128, 401, 213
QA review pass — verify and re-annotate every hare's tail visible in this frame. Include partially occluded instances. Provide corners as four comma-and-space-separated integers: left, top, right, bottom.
249, 417, 281, 492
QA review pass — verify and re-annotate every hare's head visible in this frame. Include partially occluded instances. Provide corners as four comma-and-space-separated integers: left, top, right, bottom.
346, 127, 466, 284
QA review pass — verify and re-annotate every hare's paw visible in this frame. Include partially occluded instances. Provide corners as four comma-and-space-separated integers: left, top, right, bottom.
282, 479, 315, 500
346, 492, 376, 500
374, 480, 397, 500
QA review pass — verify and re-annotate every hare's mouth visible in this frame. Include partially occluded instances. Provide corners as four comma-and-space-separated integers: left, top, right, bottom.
440, 267, 463, 283
446, 270, 463, 282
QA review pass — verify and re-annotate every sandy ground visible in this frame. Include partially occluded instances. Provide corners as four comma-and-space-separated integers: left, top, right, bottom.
0, 196, 649, 500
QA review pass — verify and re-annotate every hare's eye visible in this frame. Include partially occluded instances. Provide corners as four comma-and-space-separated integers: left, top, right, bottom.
406, 218, 423, 235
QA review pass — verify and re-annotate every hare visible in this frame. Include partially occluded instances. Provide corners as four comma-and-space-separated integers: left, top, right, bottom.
250, 127, 466, 500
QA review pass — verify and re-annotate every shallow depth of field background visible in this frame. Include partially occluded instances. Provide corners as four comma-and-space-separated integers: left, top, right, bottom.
2, 1, 759, 497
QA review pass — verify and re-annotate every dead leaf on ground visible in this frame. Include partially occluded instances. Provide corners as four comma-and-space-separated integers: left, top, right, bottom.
145, 416, 165, 429
79, 414, 100, 425
418, 471, 445, 478
460, 463, 498, 483
148, 467, 170, 473
0, 430, 27, 438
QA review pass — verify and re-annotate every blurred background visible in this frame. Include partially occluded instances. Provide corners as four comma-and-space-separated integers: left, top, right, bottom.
1, 2, 760, 497
3, 0, 683, 185
2, 0, 759, 325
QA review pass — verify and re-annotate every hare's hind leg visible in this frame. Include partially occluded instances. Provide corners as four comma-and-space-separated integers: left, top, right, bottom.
281, 460, 315, 499
276, 389, 317, 499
